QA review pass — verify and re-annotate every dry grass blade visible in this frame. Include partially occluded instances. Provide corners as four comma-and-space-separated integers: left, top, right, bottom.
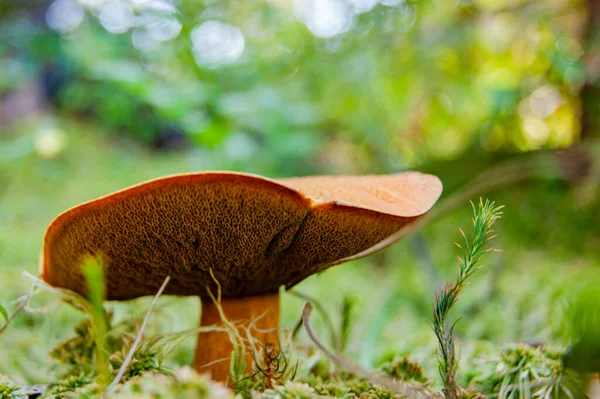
106, 275, 171, 393
205, 269, 245, 355
1, 271, 83, 335
301, 303, 434, 399
22, 271, 91, 313
204, 269, 251, 385
0, 295, 30, 335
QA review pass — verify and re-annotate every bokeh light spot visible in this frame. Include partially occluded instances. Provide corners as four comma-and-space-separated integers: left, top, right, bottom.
99, 1, 135, 34
522, 117, 550, 148
529, 85, 562, 118
132, 11, 181, 50
349, 0, 378, 14
379, 0, 402, 5
34, 128, 68, 159
294, 0, 353, 38
46, 0, 84, 34
191, 21, 245, 67
139, 13, 181, 41
132, 27, 160, 51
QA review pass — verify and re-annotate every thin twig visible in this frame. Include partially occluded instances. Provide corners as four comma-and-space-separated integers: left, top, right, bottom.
331, 148, 589, 268
301, 303, 433, 399
21, 271, 89, 314
291, 316, 304, 341
0, 295, 31, 335
426, 153, 558, 223
289, 290, 340, 352
106, 276, 171, 393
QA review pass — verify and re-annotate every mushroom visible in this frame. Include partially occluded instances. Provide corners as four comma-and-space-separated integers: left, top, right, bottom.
40, 171, 442, 382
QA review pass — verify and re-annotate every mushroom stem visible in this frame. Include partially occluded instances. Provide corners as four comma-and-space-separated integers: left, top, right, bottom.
194, 292, 280, 383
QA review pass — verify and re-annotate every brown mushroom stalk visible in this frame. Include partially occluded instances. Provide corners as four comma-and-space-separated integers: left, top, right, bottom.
40, 171, 442, 383
195, 293, 280, 382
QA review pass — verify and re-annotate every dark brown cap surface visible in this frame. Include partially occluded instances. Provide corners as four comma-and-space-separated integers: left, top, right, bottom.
41, 171, 442, 300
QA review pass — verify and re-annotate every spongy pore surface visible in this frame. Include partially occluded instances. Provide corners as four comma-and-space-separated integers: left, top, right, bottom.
41, 171, 442, 300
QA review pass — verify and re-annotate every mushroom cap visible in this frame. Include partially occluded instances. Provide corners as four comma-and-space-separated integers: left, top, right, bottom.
41, 171, 442, 300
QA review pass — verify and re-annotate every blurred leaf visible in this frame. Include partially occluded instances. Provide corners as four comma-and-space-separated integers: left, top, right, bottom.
0, 303, 8, 322
82, 257, 109, 387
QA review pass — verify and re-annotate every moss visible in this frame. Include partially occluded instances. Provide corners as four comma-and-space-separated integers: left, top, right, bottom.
307, 372, 405, 399
314, 379, 398, 399
49, 318, 97, 377
0, 375, 20, 399
260, 381, 320, 399
108, 350, 163, 382
49, 311, 126, 378
44, 375, 93, 398
377, 356, 428, 383
468, 344, 586, 399
49, 309, 167, 387
40, 367, 236, 398
300, 357, 429, 399
110, 367, 235, 399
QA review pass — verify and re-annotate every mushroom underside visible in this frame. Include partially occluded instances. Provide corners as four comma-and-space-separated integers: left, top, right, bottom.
43, 177, 421, 299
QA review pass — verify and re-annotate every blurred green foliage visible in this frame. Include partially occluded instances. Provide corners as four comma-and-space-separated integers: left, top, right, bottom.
0, 0, 588, 174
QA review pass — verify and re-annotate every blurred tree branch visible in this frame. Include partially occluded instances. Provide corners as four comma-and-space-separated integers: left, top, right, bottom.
581, 0, 600, 140
424, 144, 595, 222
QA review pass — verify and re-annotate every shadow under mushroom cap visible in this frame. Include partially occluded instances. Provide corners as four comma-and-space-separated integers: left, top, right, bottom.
41, 171, 442, 300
